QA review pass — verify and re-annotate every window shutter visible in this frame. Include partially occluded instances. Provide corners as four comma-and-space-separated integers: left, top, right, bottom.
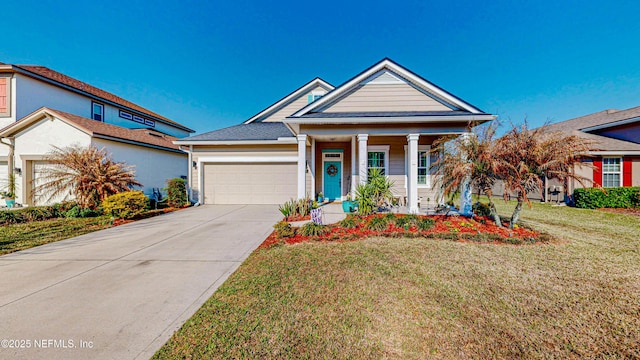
0, 78, 7, 113
623, 157, 632, 187
593, 158, 602, 186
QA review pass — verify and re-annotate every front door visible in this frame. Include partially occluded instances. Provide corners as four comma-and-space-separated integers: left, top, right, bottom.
323, 161, 341, 201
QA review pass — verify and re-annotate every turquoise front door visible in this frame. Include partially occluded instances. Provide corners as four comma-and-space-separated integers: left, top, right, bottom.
323, 161, 341, 201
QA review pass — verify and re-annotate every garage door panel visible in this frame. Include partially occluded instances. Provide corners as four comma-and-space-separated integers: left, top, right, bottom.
203, 162, 297, 204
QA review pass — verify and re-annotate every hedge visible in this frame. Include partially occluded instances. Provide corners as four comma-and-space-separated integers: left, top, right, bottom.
573, 187, 640, 209
101, 191, 149, 219
0, 202, 78, 225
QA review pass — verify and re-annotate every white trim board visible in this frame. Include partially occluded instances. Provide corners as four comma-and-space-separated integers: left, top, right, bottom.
197, 156, 298, 164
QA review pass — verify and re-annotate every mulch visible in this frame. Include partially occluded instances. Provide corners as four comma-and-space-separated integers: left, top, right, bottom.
260, 214, 547, 249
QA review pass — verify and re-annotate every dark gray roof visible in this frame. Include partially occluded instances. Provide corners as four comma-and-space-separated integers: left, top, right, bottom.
294, 110, 484, 118
182, 122, 294, 141
544, 106, 640, 152
546, 106, 640, 133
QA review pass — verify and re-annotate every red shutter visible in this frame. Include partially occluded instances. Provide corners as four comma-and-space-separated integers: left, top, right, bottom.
0, 78, 6, 113
593, 158, 602, 187
623, 157, 632, 187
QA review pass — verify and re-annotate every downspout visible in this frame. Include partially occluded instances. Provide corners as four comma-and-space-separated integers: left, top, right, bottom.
179, 145, 193, 203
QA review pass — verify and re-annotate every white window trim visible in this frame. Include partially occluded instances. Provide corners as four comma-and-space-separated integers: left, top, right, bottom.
602, 156, 622, 188
404, 145, 431, 188
92, 102, 104, 122
367, 145, 390, 176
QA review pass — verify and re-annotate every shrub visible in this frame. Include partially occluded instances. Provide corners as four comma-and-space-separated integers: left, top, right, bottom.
339, 216, 359, 229
300, 222, 330, 237
273, 221, 295, 238
573, 187, 640, 209
278, 197, 314, 219
417, 217, 436, 231
472, 202, 492, 217
166, 178, 188, 208
64, 205, 102, 218
394, 214, 419, 229
21, 207, 54, 222
0, 209, 23, 225
366, 216, 390, 231
101, 191, 149, 219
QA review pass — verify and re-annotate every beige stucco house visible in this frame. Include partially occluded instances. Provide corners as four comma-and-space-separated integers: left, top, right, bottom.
176, 58, 495, 213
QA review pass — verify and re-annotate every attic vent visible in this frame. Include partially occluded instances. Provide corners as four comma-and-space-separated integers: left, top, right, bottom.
148, 132, 163, 138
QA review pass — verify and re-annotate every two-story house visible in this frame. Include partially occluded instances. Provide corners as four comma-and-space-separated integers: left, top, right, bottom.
0, 61, 194, 206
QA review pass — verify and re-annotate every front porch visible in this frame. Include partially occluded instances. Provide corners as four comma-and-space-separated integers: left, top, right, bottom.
296, 133, 444, 213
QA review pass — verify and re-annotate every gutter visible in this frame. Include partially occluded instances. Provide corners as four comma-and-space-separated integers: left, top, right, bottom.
5, 65, 194, 133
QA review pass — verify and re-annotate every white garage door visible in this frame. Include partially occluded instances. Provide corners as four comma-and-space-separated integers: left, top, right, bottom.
0, 161, 7, 206
203, 162, 297, 204
32, 161, 71, 206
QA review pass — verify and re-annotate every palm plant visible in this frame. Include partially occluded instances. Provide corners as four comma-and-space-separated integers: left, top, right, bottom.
432, 122, 503, 226
32, 145, 141, 209
494, 123, 593, 228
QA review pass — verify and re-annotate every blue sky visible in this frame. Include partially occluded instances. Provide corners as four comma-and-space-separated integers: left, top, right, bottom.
3, 0, 640, 134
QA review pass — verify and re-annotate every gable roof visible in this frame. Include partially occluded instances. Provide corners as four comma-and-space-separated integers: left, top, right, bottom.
291, 58, 488, 118
546, 106, 640, 153
0, 62, 194, 133
546, 106, 640, 134
175, 122, 294, 144
0, 107, 182, 152
244, 78, 334, 124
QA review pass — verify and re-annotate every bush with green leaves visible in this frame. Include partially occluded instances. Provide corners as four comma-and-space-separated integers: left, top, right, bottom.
64, 205, 102, 218
278, 196, 314, 219
273, 221, 295, 238
365, 215, 391, 231
0, 202, 80, 225
339, 215, 360, 229
472, 202, 492, 217
417, 217, 436, 231
101, 191, 149, 219
355, 168, 394, 215
165, 178, 188, 208
300, 222, 330, 237
394, 214, 419, 229
573, 187, 640, 209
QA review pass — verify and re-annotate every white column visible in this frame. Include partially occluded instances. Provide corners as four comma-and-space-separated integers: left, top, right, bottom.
311, 137, 316, 198
407, 134, 420, 213
351, 135, 356, 196
357, 134, 369, 185
297, 134, 307, 199
460, 132, 474, 216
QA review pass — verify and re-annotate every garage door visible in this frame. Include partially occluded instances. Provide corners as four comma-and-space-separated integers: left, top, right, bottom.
203, 162, 297, 204
0, 161, 7, 206
32, 161, 70, 206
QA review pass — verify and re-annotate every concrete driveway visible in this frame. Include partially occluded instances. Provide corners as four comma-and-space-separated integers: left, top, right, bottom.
0, 205, 280, 359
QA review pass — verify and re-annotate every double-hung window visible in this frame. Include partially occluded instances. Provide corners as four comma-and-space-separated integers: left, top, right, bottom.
367, 145, 389, 176
91, 102, 104, 122
404, 145, 432, 187
602, 157, 622, 187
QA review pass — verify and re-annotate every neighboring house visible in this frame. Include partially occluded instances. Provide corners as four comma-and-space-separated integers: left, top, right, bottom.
493, 106, 640, 202
175, 58, 495, 212
547, 106, 640, 196
0, 61, 194, 206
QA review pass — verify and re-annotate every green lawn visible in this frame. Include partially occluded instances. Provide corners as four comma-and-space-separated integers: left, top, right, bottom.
155, 201, 640, 359
0, 216, 113, 255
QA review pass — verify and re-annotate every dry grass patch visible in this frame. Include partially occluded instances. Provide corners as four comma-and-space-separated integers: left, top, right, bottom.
155, 201, 640, 359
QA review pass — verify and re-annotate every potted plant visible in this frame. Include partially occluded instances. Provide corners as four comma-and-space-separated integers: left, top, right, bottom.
342, 195, 356, 213
1, 173, 16, 209
317, 192, 324, 203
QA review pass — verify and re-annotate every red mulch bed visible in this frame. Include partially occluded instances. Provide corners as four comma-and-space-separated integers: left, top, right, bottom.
598, 208, 640, 217
260, 214, 549, 249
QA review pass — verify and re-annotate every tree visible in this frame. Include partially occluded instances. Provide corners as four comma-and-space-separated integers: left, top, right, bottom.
33, 145, 142, 209
495, 122, 593, 228
432, 122, 503, 226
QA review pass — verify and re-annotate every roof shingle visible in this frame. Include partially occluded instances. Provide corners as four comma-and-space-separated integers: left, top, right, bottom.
181, 122, 294, 141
